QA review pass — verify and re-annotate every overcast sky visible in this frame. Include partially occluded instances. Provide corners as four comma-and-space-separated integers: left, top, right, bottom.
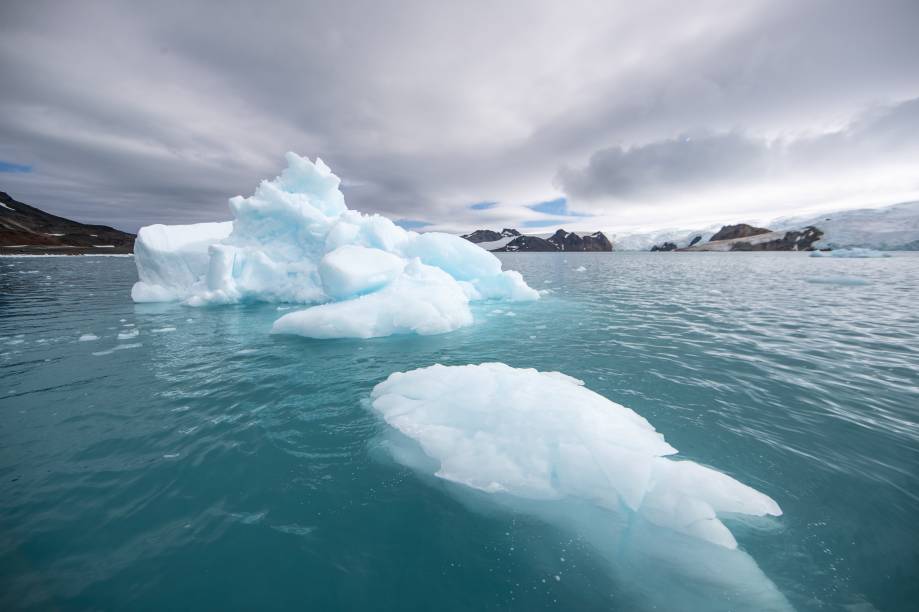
1, 0, 918, 234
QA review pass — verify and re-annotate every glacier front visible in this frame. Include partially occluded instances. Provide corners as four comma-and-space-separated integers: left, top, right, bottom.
132, 153, 538, 338
371, 362, 782, 550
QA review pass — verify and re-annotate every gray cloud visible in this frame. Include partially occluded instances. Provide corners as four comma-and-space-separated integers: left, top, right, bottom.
0, 0, 917, 232
558, 97, 919, 201
557, 132, 768, 199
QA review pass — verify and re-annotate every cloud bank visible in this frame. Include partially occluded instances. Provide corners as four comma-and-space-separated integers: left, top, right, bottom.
0, 0, 917, 232
558, 98, 919, 200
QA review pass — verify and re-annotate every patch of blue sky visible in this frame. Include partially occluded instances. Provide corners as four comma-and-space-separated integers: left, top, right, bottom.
469, 201, 498, 210
521, 218, 571, 228
0, 161, 32, 173
526, 197, 590, 217
395, 219, 432, 230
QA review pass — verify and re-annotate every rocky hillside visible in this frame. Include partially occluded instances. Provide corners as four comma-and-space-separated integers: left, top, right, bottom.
462, 228, 613, 252
648, 222, 817, 252
674, 225, 824, 252
708, 223, 771, 242
462, 228, 520, 243
0, 191, 135, 255
543, 229, 612, 251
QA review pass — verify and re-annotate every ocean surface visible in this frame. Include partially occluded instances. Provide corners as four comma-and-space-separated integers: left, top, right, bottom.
1, 252, 917, 611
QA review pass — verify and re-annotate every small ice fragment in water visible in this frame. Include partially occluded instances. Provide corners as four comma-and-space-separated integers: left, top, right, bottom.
117, 329, 139, 340
151, 327, 176, 333
92, 343, 142, 356
78, 334, 99, 342
272, 524, 316, 537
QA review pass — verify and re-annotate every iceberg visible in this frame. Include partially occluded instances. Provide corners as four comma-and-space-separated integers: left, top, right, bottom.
370, 362, 782, 550
132, 153, 538, 338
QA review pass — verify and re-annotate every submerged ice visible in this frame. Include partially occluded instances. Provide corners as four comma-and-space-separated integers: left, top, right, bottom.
132, 153, 537, 338
370, 362, 782, 550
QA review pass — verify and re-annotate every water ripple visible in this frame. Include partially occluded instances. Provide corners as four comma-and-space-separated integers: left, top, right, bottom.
0, 253, 917, 611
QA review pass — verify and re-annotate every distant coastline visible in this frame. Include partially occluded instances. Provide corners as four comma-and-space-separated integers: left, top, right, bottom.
0, 191, 134, 255
461, 200, 919, 253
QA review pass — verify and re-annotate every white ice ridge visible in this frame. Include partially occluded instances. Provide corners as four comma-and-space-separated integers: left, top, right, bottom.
132, 153, 538, 338
371, 363, 782, 549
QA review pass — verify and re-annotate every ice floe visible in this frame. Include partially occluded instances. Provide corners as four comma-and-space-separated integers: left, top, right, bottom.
370, 362, 782, 550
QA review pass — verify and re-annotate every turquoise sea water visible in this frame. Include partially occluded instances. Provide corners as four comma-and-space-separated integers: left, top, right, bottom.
1, 252, 917, 611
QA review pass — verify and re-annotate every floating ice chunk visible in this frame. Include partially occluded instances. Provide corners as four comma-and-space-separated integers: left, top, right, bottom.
319, 245, 405, 299
370, 363, 781, 549
92, 343, 142, 356
132, 153, 537, 338
78, 334, 99, 341
271, 523, 316, 537
132, 221, 233, 302
272, 260, 472, 339
117, 329, 139, 340
810, 247, 891, 258
574, 265, 587, 272
151, 327, 177, 333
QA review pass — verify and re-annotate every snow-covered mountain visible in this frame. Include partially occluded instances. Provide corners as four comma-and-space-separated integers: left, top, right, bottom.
610, 201, 919, 251
609, 226, 720, 251
772, 201, 919, 251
